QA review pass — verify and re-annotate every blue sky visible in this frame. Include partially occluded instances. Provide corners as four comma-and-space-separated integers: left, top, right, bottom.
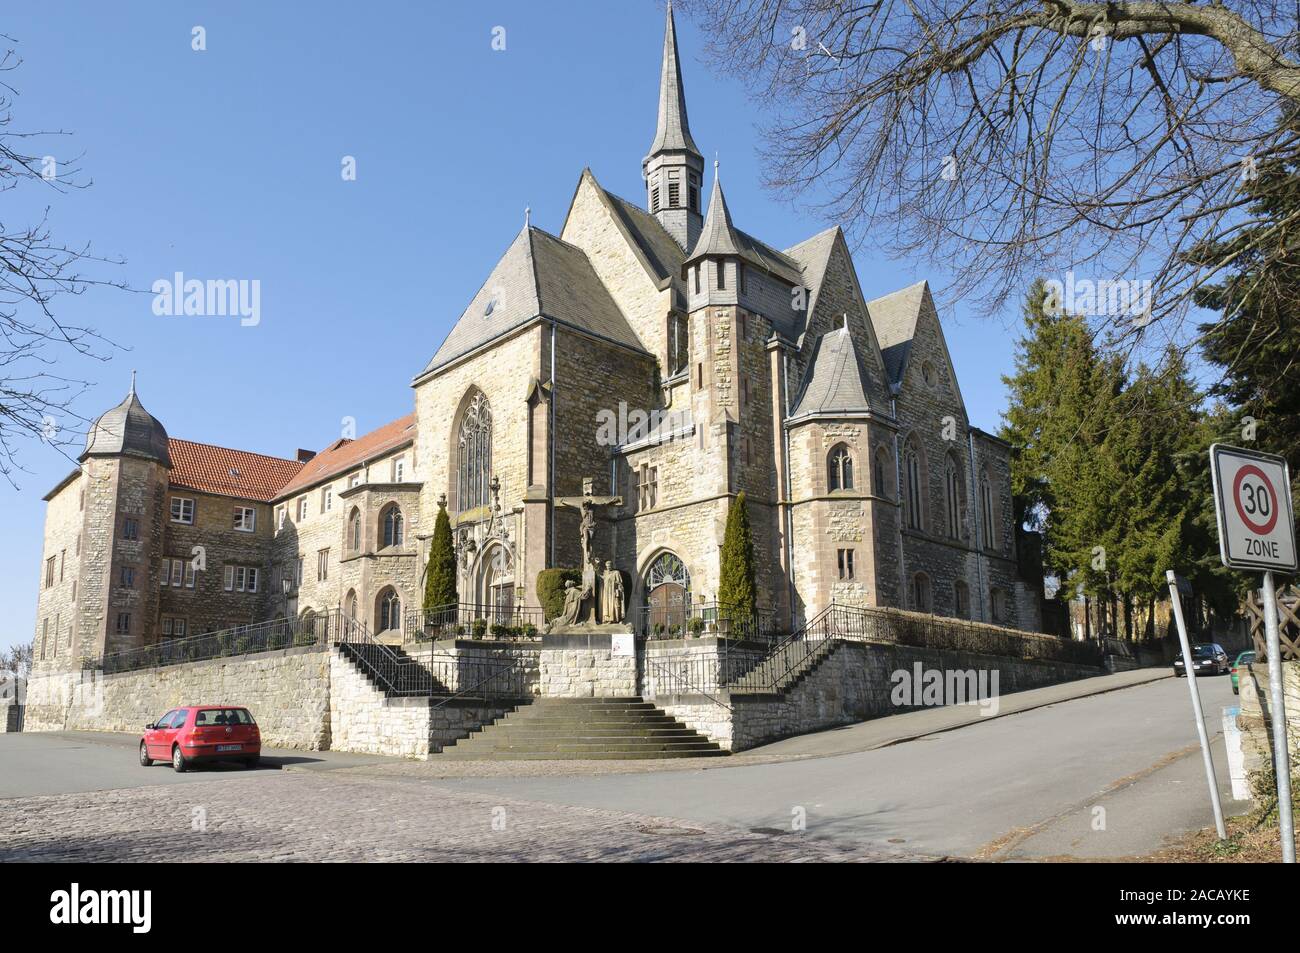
1, 1, 1036, 653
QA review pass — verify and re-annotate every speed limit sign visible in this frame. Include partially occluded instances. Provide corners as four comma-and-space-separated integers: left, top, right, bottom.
1210, 444, 1297, 572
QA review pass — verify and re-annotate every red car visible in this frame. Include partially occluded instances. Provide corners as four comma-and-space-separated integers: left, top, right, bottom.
139, 706, 261, 772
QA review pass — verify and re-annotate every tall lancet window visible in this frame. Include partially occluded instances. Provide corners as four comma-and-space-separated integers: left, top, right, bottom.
458, 392, 493, 511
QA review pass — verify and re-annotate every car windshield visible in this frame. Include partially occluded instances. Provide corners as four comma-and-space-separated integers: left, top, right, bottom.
1238, 652, 1256, 664
194, 708, 255, 727
1191, 645, 1218, 659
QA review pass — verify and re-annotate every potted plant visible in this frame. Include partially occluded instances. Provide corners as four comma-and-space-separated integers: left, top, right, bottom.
688, 617, 706, 639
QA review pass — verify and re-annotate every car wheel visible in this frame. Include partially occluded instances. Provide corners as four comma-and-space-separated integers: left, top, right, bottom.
139, 743, 152, 767
171, 745, 187, 773
244, 755, 259, 769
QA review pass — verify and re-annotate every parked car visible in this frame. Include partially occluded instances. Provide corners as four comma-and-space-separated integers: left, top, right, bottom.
139, 706, 261, 772
1172, 643, 1230, 677
1231, 650, 1257, 695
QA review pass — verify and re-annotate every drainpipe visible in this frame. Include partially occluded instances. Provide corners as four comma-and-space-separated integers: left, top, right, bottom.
892, 395, 906, 602
967, 429, 987, 622
549, 318, 557, 567
781, 348, 795, 628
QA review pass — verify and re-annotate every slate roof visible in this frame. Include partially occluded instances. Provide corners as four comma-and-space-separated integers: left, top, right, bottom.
867, 280, 929, 387
599, 185, 685, 282
686, 173, 803, 285
275, 414, 416, 499
83, 384, 171, 467
419, 226, 646, 377
645, 2, 700, 159
168, 439, 303, 502
789, 327, 877, 419
783, 226, 840, 326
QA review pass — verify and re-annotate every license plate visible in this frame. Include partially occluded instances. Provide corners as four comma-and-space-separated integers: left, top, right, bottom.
216, 744, 242, 752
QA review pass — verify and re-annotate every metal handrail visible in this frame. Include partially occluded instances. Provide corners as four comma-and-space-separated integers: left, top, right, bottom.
98, 611, 339, 674
405, 603, 545, 642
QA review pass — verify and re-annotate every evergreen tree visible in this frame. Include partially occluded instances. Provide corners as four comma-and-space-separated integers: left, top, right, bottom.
718, 491, 756, 620
1184, 144, 1300, 487
423, 501, 458, 611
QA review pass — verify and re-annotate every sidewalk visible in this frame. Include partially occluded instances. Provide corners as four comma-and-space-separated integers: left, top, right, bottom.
736, 667, 1173, 762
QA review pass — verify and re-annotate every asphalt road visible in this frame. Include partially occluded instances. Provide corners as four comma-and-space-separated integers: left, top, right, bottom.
0, 732, 391, 798
428, 672, 1248, 859
0, 671, 1247, 860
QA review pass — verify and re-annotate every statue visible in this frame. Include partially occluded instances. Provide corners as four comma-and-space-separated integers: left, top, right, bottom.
559, 579, 588, 627
546, 477, 628, 630
601, 561, 625, 624
555, 478, 623, 572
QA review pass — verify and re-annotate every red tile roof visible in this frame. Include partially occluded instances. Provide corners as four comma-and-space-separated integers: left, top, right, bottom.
274, 415, 416, 499
168, 439, 304, 503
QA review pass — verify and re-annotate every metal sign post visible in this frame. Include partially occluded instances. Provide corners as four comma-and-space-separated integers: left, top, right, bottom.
1210, 444, 1297, 863
1166, 570, 1227, 840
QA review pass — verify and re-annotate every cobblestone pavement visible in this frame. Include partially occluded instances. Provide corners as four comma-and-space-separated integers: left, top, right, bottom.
0, 770, 931, 862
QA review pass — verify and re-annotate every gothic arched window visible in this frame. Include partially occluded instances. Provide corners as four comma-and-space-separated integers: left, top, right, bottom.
457, 392, 493, 511
377, 587, 401, 633
381, 504, 404, 548
912, 572, 932, 612
980, 471, 997, 550
828, 444, 854, 492
874, 447, 891, 500
347, 507, 361, 553
904, 438, 925, 531
944, 455, 964, 540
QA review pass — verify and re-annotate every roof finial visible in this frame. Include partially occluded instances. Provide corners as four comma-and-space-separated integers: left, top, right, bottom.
129, 369, 137, 395
524, 206, 531, 229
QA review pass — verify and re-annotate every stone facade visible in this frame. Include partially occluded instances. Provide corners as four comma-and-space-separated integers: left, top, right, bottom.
539, 633, 639, 698
328, 650, 506, 757
650, 640, 1102, 752
22, 646, 331, 749
28, 7, 1048, 700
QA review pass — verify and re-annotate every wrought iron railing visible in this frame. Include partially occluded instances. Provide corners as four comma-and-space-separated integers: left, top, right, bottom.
98, 611, 344, 674
340, 613, 532, 702
405, 603, 544, 643
643, 603, 1105, 699
636, 602, 781, 643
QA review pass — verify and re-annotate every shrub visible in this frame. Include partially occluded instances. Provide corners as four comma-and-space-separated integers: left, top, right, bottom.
688, 617, 706, 638
424, 502, 458, 611
536, 567, 582, 621
718, 492, 756, 621
471, 618, 488, 639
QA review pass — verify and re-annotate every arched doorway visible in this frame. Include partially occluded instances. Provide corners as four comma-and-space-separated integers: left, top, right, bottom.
644, 552, 690, 637
476, 542, 514, 623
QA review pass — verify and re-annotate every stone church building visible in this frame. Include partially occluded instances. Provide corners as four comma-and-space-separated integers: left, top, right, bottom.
31, 5, 1042, 669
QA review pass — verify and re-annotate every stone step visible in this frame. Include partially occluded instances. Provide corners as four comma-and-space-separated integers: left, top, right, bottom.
434, 695, 725, 761
435, 748, 726, 760
475, 727, 704, 739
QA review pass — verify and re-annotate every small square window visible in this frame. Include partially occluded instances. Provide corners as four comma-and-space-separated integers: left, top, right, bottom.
170, 497, 194, 524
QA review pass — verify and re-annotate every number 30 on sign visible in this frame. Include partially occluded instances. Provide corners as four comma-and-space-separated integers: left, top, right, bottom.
1210, 444, 1297, 572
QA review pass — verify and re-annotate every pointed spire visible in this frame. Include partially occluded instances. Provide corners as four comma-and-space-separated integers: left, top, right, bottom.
686, 161, 741, 261
646, 1, 700, 159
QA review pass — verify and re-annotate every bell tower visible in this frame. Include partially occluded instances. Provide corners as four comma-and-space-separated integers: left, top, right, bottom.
642, 1, 704, 252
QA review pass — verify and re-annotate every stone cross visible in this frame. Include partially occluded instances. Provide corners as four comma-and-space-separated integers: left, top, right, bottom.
554, 477, 623, 571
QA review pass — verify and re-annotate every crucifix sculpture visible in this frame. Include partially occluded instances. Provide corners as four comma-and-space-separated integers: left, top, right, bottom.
553, 477, 623, 624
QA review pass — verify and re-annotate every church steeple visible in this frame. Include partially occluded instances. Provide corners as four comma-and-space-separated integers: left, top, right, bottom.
643, 1, 704, 252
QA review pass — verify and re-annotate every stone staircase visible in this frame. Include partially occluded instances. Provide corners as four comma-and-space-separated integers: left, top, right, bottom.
724, 637, 840, 695
337, 641, 450, 696
435, 697, 726, 760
